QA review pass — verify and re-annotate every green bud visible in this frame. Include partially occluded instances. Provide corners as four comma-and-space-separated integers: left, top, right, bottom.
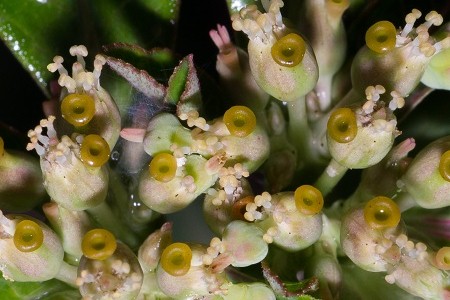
0, 138, 46, 212
0, 213, 64, 282
399, 136, 450, 209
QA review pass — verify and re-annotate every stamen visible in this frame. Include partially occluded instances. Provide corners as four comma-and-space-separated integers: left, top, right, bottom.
47, 56, 68, 75
401, 9, 422, 38
69, 45, 88, 68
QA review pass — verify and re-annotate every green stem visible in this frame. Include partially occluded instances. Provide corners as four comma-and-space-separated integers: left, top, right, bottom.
314, 158, 348, 196
87, 201, 139, 248
287, 96, 312, 168
55, 261, 78, 287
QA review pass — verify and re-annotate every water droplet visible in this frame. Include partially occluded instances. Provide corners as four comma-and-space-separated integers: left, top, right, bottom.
111, 150, 120, 161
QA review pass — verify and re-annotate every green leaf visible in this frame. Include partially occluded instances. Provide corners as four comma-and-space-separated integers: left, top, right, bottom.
0, 0, 181, 97
0, 276, 79, 300
89, 0, 180, 48
165, 56, 190, 105
0, 0, 79, 97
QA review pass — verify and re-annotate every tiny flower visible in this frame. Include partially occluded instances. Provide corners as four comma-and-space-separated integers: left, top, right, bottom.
326, 86, 400, 169
352, 10, 450, 97
232, 0, 319, 101
156, 243, 228, 299
48, 46, 121, 148
251, 191, 323, 251
27, 117, 109, 211
0, 211, 64, 282
398, 135, 450, 209
139, 154, 217, 214
77, 241, 143, 300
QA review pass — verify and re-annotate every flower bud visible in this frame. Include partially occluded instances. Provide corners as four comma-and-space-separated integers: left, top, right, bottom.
421, 47, 450, 90
138, 222, 173, 272
0, 137, 46, 212
43, 202, 91, 263
399, 135, 450, 208
0, 212, 64, 282
211, 220, 269, 271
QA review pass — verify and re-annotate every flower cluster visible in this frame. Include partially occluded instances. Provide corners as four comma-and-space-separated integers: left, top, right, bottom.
1, 0, 450, 299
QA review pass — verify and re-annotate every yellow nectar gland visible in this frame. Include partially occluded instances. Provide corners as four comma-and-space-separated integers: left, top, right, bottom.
223, 105, 256, 137
439, 150, 450, 182
294, 185, 324, 215
365, 21, 397, 54
435, 247, 450, 270
149, 153, 177, 182
161, 242, 192, 276
81, 228, 117, 260
364, 196, 401, 229
13, 220, 44, 252
271, 33, 306, 68
61, 93, 96, 127
80, 134, 110, 168
327, 107, 358, 143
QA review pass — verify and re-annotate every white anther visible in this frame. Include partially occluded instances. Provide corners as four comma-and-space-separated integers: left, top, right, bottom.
362, 100, 375, 114
69, 45, 88, 68
425, 11, 443, 27
47, 56, 68, 75
389, 91, 405, 111
58, 74, 76, 93
401, 9, 422, 38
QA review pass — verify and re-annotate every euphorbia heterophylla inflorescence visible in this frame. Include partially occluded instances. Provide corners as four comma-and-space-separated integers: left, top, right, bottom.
1, 0, 450, 299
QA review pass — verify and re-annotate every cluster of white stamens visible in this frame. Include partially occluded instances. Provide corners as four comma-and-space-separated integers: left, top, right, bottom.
358, 85, 401, 133
47, 45, 106, 94
26, 116, 57, 155
383, 234, 429, 284
202, 237, 225, 265
231, 0, 285, 44
179, 110, 210, 131
244, 191, 271, 222
76, 258, 142, 298
262, 226, 278, 244
207, 188, 227, 206
218, 163, 249, 196
397, 10, 450, 57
